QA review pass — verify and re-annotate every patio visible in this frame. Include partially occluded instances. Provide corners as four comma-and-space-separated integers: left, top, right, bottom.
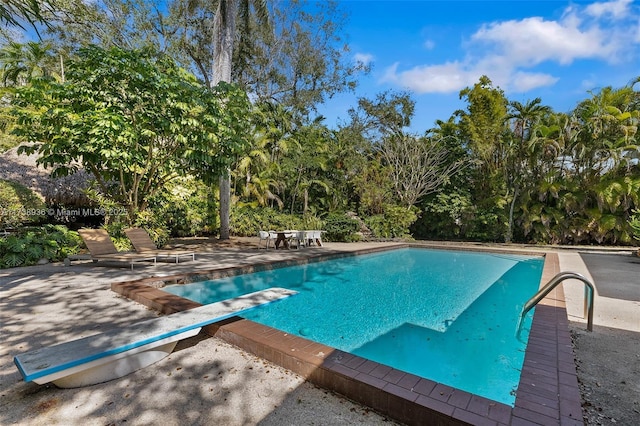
1, 239, 637, 425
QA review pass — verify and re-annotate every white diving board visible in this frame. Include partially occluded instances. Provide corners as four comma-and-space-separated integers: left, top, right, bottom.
14, 287, 297, 388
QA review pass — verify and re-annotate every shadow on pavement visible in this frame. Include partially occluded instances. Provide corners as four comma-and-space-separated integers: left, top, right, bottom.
579, 253, 640, 302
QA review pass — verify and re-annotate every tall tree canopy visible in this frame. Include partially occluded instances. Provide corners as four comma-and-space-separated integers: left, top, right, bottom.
0, 0, 51, 32
11, 45, 251, 221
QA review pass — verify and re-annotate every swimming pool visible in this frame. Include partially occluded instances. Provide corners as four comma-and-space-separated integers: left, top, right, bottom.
164, 247, 543, 406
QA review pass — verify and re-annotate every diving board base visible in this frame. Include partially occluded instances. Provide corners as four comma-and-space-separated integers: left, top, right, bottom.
44, 328, 200, 388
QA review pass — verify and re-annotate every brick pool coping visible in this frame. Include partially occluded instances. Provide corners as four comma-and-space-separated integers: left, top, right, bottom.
112, 246, 583, 426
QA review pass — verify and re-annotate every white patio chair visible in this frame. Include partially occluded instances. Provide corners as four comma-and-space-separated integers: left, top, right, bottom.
292, 231, 307, 249
309, 230, 323, 247
258, 230, 272, 249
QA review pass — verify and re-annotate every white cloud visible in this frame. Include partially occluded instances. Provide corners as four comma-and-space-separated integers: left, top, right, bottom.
472, 15, 617, 66
423, 39, 436, 50
381, 0, 639, 95
381, 61, 480, 94
354, 53, 374, 66
585, 0, 632, 19
510, 71, 560, 92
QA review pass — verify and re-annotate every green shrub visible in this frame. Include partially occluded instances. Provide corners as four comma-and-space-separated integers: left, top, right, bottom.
133, 210, 170, 248
101, 221, 133, 251
365, 205, 417, 239
0, 224, 81, 268
0, 134, 20, 152
231, 205, 307, 236
466, 205, 507, 242
100, 210, 171, 251
629, 209, 640, 242
323, 213, 360, 242
148, 178, 217, 237
0, 179, 47, 228
413, 192, 473, 240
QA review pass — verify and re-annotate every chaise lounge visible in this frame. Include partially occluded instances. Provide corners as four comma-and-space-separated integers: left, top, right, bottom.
125, 228, 196, 263
77, 228, 157, 270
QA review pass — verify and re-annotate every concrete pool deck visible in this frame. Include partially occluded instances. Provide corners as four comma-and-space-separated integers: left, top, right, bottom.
1, 240, 637, 425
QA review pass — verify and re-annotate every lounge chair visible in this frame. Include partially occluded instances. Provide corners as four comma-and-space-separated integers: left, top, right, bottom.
77, 229, 157, 270
124, 228, 195, 263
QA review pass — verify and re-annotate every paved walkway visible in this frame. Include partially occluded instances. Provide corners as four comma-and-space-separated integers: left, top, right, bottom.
558, 251, 639, 332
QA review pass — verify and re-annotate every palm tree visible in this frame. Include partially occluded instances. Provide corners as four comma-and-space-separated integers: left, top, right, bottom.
234, 102, 296, 209
504, 98, 551, 242
0, 41, 58, 86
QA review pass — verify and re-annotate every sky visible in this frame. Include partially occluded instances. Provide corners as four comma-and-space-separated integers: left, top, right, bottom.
319, 0, 640, 133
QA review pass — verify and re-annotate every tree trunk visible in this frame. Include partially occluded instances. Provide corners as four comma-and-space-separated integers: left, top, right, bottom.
219, 171, 231, 238
212, 0, 238, 240
506, 186, 518, 243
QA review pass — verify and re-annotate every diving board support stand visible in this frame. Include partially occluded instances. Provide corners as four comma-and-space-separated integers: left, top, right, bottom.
14, 287, 297, 388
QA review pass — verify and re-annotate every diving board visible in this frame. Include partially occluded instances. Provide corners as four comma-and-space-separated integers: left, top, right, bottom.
14, 287, 297, 388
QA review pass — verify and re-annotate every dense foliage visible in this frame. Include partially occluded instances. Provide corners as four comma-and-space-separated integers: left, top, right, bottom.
0, 179, 46, 228
1, 1, 640, 248
0, 224, 80, 268
11, 45, 251, 223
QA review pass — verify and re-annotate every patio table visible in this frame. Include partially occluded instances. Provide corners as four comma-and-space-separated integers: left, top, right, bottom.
274, 230, 297, 249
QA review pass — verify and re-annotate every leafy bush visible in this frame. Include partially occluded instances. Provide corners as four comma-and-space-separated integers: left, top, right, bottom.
0, 133, 20, 152
0, 179, 47, 228
147, 177, 217, 237
101, 221, 133, 251
133, 210, 170, 248
231, 204, 307, 236
322, 213, 360, 242
101, 210, 171, 251
629, 209, 640, 242
365, 205, 417, 239
466, 205, 507, 242
413, 192, 473, 239
0, 224, 81, 268
415, 192, 507, 242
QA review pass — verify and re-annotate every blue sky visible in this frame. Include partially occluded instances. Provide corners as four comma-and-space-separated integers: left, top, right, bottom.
320, 0, 640, 133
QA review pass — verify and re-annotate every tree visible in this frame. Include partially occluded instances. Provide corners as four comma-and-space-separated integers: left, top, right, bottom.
234, 101, 298, 209
41, 0, 167, 51
205, 0, 360, 237
504, 97, 551, 242
348, 91, 465, 208
380, 133, 466, 208
0, 41, 59, 86
35, 0, 361, 238
458, 75, 508, 173
168, 0, 364, 117
458, 75, 510, 241
283, 119, 331, 214
12, 45, 251, 222
211, 0, 269, 239
234, 0, 366, 118
349, 90, 415, 142
0, 0, 52, 34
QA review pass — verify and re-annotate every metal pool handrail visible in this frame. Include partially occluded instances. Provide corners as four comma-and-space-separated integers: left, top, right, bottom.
517, 272, 595, 337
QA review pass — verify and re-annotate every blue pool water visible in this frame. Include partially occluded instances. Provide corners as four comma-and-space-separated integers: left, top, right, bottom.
164, 248, 543, 405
